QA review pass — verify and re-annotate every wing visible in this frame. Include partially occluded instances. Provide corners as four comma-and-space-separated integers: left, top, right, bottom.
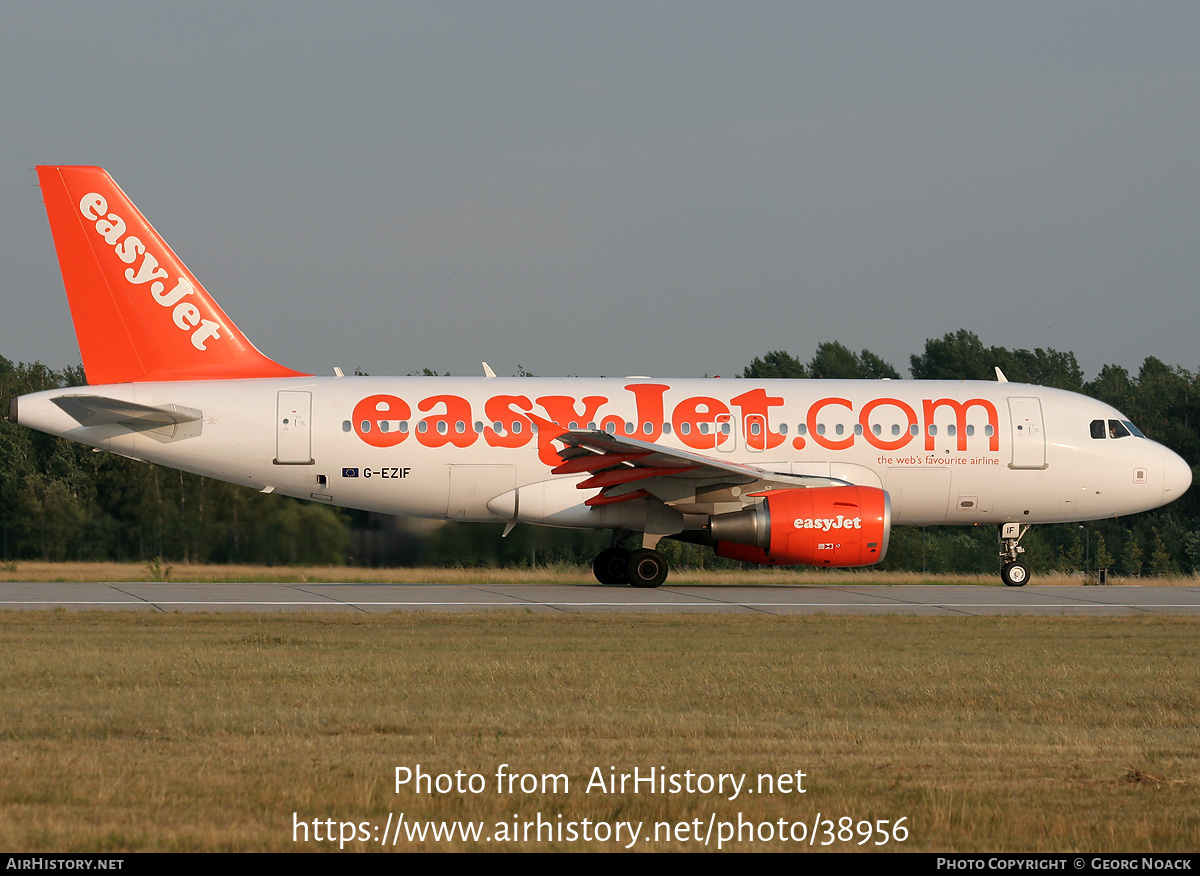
529, 414, 847, 513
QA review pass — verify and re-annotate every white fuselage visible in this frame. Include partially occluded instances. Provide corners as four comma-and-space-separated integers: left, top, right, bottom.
14, 376, 1192, 532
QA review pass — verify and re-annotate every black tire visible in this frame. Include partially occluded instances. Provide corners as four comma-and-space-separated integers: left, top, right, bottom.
626, 548, 668, 588
593, 547, 630, 586
1001, 561, 1030, 587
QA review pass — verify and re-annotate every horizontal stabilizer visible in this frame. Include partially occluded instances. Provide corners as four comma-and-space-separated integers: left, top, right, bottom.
51, 395, 202, 431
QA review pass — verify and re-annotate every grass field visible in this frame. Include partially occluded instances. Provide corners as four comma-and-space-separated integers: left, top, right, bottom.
0, 560, 1188, 586
1, 610, 1198, 852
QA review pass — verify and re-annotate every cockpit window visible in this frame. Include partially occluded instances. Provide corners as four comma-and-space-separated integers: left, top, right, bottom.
1091, 418, 1146, 440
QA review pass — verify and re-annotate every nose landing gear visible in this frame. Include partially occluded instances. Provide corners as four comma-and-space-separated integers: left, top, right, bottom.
1000, 560, 1030, 587
999, 522, 1031, 586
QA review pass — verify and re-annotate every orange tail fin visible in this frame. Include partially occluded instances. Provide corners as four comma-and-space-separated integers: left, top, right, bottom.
37, 166, 308, 384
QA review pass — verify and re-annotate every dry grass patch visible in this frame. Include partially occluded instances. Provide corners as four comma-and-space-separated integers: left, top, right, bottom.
1, 561, 1189, 586
1, 613, 1199, 851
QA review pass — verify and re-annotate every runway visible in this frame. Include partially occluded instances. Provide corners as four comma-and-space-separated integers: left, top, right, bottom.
2, 581, 1200, 615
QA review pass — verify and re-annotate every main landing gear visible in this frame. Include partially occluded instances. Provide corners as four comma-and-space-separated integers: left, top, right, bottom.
999, 522, 1031, 587
592, 536, 669, 588
592, 547, 630, 586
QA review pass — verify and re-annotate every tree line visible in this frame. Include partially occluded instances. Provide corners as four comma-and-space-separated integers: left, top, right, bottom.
2, 330, 1197, 574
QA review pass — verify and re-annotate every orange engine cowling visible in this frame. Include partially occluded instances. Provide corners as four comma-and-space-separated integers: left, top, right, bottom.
711, 485, 891, 567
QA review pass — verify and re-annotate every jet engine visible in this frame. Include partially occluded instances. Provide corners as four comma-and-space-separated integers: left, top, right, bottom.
711, 485, 891, 567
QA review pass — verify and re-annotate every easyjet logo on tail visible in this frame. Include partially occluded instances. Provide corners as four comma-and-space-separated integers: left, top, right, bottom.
78, 193, 224, 351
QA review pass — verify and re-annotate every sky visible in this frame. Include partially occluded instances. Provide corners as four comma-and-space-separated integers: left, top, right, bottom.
2, 1, 1197, 382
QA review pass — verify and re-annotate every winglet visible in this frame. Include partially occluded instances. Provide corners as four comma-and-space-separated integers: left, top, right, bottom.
526, 412, 569, 442
36, 166, 308, 384
995, 367, 1008, 383
526, 412, 573, 467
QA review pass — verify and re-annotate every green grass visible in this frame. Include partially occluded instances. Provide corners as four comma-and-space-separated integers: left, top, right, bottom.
0, 560, 1186, 585
2, 612, 1199, 851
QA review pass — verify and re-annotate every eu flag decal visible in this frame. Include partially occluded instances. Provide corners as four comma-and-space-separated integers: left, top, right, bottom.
342, 467, 359, 478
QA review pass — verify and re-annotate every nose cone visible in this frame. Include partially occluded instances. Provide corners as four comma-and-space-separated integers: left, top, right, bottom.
1163, 447, 1192, 503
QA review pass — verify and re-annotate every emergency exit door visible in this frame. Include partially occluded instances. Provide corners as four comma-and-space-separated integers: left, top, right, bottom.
275, 391, 313, 464
1008, 397, 1046, 469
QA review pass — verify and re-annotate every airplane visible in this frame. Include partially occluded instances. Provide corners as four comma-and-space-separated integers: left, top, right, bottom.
9, 166, 1192, 587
